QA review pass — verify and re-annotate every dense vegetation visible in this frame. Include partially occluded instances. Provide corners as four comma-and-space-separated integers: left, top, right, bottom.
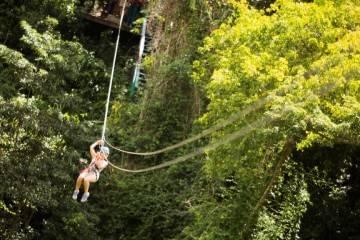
0, 0, 359, 239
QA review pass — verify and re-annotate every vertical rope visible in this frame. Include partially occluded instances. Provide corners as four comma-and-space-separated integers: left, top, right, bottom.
102, 0, 128, 141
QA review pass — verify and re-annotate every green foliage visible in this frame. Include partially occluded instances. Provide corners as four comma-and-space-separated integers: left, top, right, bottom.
0, 3, 111, 238
19, 19, 108, 115
0, 0, 78, 49
252, 162, 310, 240
87, 161, 201, 240
1, 0, 359, 239
186, 0, 360, 239
1, 0, 205, 239
0, 97, 76, 239
295, 145, 360, 239
0, 44, 44, 98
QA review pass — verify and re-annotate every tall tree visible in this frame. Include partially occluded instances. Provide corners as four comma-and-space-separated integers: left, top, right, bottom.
185, 0, 360, 239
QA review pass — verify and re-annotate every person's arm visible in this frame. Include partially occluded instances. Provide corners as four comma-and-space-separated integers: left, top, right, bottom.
90, 139, 103, 159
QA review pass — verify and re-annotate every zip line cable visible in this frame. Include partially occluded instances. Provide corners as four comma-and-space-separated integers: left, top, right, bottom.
106, 82, 337, 173
108, 116, 269, 173
101, 0, 128, 141
104, 97, 267, 156
104, 80, 301, 156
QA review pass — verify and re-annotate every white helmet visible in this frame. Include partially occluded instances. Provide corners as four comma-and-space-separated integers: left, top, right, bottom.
100, 146, 110, 155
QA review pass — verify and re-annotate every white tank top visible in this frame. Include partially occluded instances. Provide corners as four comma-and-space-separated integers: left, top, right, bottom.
95, 159, 108, 172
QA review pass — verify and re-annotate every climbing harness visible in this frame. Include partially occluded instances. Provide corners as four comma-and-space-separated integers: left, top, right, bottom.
80, 161, 100, 181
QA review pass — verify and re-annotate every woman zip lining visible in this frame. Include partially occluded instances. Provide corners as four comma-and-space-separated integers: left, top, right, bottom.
70, 0, 125, 202
72, 140, 110, 202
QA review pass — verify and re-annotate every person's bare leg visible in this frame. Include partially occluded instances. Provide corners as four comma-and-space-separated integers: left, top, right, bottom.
81, 179, 91, 202
83, 179, 90, 193
72, 175, 83, 200
75, 176, 84, 191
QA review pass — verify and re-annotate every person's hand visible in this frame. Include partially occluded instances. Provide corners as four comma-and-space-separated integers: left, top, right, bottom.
79, 158, 88, 164
97, 139, 104, 145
